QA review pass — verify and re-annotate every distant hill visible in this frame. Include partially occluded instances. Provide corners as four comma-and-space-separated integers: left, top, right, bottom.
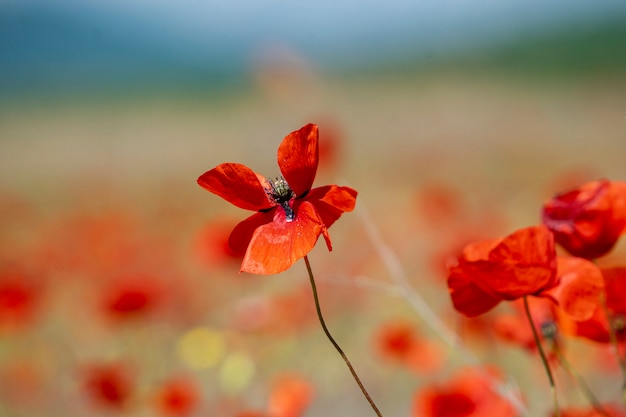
346, 16, 626, 82
431, 17, 626, 79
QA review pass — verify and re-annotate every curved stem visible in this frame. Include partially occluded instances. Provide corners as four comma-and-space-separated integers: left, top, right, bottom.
303, 255, 383, 417
524, 295, 560, 417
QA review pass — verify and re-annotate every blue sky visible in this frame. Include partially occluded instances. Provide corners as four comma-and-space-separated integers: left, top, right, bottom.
2, 0, 625, 92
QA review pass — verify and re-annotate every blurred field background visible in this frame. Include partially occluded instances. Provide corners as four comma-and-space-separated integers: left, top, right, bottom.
1, 1, 626, 416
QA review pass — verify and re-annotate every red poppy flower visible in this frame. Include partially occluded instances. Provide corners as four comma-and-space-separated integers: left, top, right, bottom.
542, 179, 626, 259
447, 225, 557, 317
413, 367, 517, 417
447, 225, 603, 320
197, 124, 357, 274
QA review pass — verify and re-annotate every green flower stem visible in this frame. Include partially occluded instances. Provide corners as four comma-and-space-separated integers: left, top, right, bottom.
553, 344, 609, 416
523, 295, 560, 417
303, 255, 383, 417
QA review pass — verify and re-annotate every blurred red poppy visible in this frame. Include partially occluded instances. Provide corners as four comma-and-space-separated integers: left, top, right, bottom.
193, 217, 242, 267
267, 373, 314, 417
154, 376, 200, 417
374, 320, 443, 374
447, 225, 603, 321
0, 272, 40, 331
101, 274, 165, 321
542, 179, 626, 259
198, 124, 357, 274
82, 362, 134, 410
413, 367, 517, 417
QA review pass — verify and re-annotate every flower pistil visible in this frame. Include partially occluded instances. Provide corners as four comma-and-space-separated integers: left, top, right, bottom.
265, 176, 296, 222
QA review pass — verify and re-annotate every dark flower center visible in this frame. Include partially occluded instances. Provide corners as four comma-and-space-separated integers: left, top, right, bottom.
267, 176, 296, 221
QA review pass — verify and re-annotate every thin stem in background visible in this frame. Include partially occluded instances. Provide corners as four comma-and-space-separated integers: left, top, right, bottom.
303, 255, 383, 417
552, 344, 610, 417
523, 295, 560, 417
600, 292, 626, 404
355, 203, 529, 416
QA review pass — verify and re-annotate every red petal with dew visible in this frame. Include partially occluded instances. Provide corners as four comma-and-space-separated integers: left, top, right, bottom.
542, 257, 603, 322
240, 201, 325, 274
229, 211, 276, 257
277, 124, 319, 197
198, 163, 272, 211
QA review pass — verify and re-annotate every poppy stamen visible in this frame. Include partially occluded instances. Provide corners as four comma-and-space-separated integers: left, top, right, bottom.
267, 176, 296, 222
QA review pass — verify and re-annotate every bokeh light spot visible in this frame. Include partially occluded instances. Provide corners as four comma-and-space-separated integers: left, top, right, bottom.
219, 352, 255, 394
176, 327, 225, 370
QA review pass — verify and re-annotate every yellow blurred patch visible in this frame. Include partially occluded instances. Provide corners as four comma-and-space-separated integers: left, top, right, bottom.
219, 352, 255, 394
176, 327, 225, 369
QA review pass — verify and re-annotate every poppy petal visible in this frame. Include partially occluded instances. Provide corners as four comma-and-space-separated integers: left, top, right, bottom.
229, 211, 276, 256
483, 225, 557, 298
198, 163, 273, 211
561, 305, 612, 343
240, 201, 325, 274
458, 238, 501, 262
307, 185, 357, 229
448, 265, 502, 317
603, 267, 626, 316
541, 257, 604, 321
277, 124, 319, 197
